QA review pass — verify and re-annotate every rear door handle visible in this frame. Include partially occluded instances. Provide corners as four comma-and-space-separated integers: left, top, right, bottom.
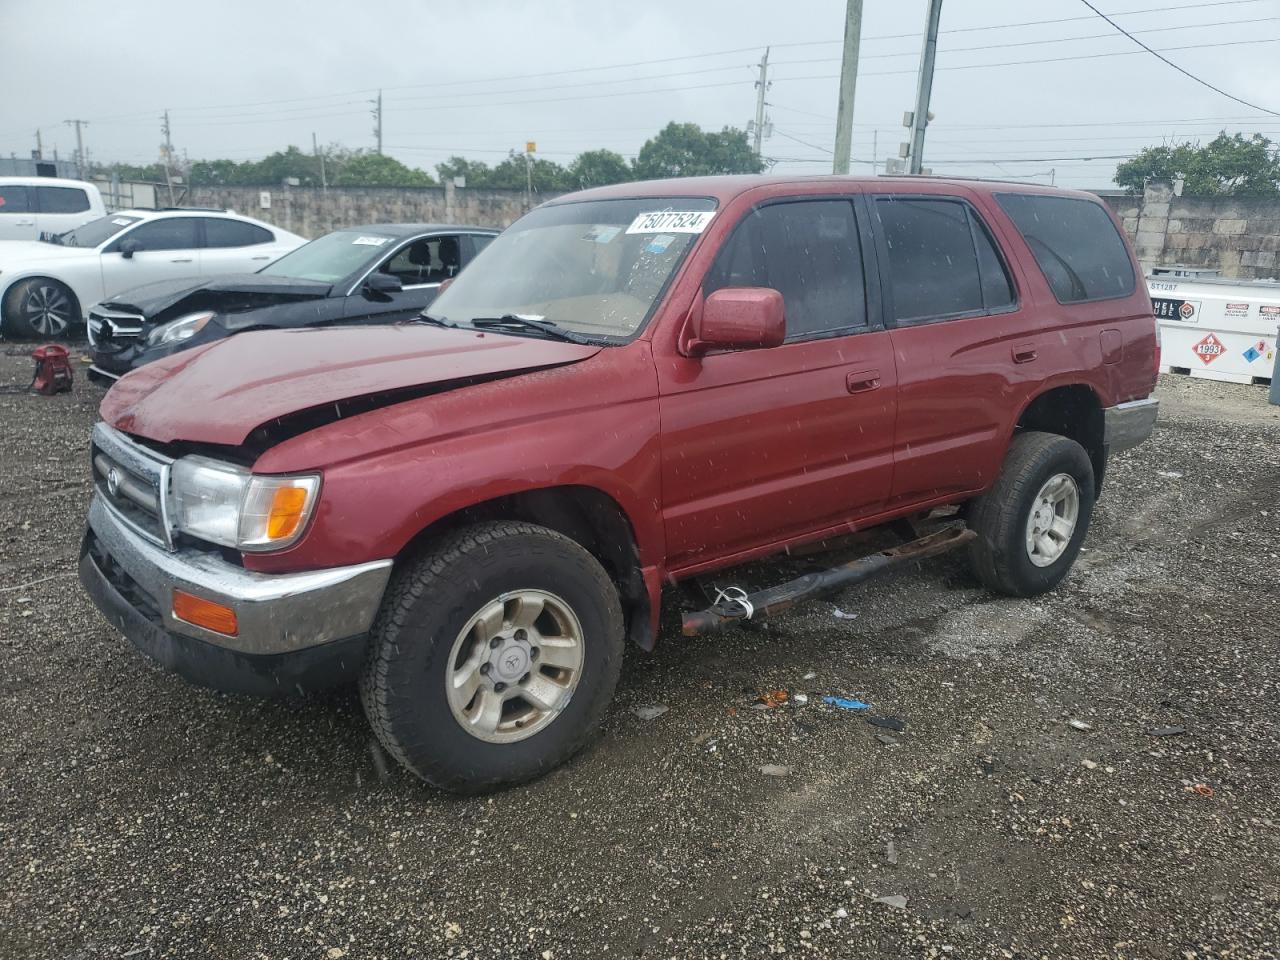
250, 255, 271, 260
1012, 343, 1038, 363
846, 369, 882, 393
170, 257, 194, 263
15, 218, 34, 226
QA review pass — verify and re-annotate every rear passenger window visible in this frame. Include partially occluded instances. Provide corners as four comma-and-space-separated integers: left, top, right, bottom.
36, 186, 90, 214
875, 197, 1014, 322
996, 193, 1135, 303
0, 185, 31, 213
704, 199, 866, 339
203, 218, 273, 248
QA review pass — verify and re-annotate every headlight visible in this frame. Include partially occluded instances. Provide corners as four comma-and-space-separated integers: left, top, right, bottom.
169, 456, 320, 552
146, 310, 216, 346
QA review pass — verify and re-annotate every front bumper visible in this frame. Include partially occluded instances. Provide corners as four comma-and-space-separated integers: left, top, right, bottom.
80, 494, 393, 694
1103, 397, 1160, 452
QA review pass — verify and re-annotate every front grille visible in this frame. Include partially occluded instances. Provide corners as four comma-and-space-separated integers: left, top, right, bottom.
87, 308, 145, 350
91, 422, 174, 550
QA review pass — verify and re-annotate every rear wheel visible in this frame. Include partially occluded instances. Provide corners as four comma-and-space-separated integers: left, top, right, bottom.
966, 431, 1095, 597
360, 521, 625, 793
3, 278, 78, 339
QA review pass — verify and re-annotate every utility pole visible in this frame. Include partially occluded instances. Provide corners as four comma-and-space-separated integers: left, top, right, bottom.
832, 0, 863, 175
872, 130, 877, 175
751, 48, 771, 159
34, 129, 42, 161
370, 90, 383, 153
524, 141, 536, 212
64, 119, 88, 173
313, 132, 328, 194
161, 110, 176, 205
907, 0, 944, 175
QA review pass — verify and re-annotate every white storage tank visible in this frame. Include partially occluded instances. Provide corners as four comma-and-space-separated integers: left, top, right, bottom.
1148, 275, 1280, 385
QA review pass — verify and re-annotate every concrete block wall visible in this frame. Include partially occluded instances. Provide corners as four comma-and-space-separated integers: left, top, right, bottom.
1104, 181, 1280, 280
187, 183, 564, 238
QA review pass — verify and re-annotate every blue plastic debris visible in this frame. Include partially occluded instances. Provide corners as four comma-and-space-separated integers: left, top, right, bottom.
823, 696, 870, 711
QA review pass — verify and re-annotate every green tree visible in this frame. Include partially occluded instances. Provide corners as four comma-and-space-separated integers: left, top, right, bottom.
331, 151, 435, 187
435, 156, 493, 187
1115, 133, 1280, 197
485, 151, 569, 192
633, 122, 764, 180
566, 149, 633, 189
188, 158, 243, 186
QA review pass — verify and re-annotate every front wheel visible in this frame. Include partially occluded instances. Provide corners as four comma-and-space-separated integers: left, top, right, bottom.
360, 521, 625, 793
966, 431, 1095, 597
3, 278, 78, 339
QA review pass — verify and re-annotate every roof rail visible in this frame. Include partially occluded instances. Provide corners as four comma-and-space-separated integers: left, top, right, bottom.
157, 206, 228, 213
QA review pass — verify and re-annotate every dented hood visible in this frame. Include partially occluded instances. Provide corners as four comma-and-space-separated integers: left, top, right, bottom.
101, 325, 601, 446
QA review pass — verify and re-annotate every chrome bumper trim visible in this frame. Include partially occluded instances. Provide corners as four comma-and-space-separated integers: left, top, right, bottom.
1103, 397, 1159, 453
87, 494, 392, 656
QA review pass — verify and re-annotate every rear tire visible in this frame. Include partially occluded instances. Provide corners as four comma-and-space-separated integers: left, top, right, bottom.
3, 278, 79, 339
966, 431, 1095, 597
360, 521, 625, 793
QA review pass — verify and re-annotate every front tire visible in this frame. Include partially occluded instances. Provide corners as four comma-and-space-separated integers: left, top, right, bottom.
966, 431, 1095, 597
360, 521, 625, 793
3, 278, 79, 339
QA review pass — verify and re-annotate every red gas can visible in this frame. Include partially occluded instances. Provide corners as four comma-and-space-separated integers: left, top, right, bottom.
30, 344, 74, 395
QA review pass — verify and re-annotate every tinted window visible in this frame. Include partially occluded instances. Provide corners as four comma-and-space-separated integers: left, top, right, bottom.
380, 235, 462, 285
0, 185, 31, 213
877, 198, 987, 321
203, 217, 273, 248
117, 218, 200, 252
996, 193, 1135, 303
36, 186, 90, 214
705, 199, 865, 339
468, 234, 494, 259
974, 216, 1015, 310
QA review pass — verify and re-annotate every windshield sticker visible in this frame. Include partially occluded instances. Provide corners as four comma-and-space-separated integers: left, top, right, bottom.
112, 218, 132, 225
644, 234, 675, 254
625, 210, 715, 235
583, 224, 621, 244
352, 236, 390, 246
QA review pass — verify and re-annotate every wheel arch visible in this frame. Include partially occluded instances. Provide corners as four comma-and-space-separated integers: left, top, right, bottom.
1013, 383, 1106, 495
394, 484, 657, 651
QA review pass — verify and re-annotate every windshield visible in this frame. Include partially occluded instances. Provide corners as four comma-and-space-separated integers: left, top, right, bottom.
53, 215, 140, 248
259, 230, 395, 283
429, 197, 717, 340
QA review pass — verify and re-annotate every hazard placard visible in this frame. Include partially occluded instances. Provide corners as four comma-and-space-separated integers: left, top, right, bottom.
1193, 333, 1227, 365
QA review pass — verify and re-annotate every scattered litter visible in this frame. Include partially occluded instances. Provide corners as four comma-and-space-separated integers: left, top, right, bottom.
793, 693, 809, 705
803, 672, 817, 681
876, 894, 908, 910
1081, 759, 1098, 770
1157, 470, 1184, 479
757, 689, 789, 709
978, 756, 998, 776
832, 607, 859, 620
633, 704, 669, 721
1067, 719, 1092, 731
1150, 725, 1186, 737
444, 922, 462, 941
875, 733, 898, 746
886, 840, 898, 865
868, 716, 906, 732
833, 907, 848, 919
759, 764, 794, 777
823, 696, 870, 711
1187, 783, 1215, 798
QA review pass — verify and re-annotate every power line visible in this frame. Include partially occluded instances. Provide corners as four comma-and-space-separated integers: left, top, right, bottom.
1077, 0, 1280, 117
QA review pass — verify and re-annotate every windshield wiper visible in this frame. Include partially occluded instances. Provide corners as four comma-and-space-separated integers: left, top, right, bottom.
402, 312, 457, 328
467, 314, 592, 344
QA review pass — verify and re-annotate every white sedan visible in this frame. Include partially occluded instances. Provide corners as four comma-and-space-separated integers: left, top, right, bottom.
0, 209, 304, 338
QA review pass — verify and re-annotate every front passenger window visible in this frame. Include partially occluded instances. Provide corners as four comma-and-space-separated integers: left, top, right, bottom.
116, 218, 200, 252
381, 236, 463, 285
704, 199, 867, 340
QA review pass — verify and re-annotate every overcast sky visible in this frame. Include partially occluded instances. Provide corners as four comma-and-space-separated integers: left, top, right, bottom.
2, 0, 1277, 189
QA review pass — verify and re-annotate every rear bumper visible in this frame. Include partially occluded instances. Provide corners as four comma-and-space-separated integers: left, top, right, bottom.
80, 494, 392, 694
1103, 397, 1159, 453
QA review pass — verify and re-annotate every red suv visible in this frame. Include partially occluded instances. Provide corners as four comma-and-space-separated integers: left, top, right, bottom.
81, 176, 1159, 791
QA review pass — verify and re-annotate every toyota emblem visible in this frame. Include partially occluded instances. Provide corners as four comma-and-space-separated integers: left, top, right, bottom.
106, 466, 121, 497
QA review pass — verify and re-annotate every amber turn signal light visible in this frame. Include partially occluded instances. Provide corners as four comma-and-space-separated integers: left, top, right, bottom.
266, 486, 310, 540
172, 590, 239, 637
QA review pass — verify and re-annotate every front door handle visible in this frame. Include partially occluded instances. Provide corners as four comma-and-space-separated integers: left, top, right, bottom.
846, 369, 882, 393
1012, 342, 1038, 363
250, 255, 271, 260
170, 257, 194, 263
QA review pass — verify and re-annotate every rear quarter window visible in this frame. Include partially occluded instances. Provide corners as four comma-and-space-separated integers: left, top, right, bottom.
996, 193, 1135, 304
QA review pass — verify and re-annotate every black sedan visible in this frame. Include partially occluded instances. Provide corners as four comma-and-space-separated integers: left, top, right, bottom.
87, 223, 497, 382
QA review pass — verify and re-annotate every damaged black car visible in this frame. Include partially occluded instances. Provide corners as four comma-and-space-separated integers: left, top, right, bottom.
87, 223, 497, 383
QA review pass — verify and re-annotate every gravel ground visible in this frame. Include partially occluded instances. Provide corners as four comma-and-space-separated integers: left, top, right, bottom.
1, 347, 1278, 960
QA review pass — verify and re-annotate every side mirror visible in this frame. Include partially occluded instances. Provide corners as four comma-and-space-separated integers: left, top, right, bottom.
685, 287, 785, 357
119, 238, 140, 259
365, 272, 403, 296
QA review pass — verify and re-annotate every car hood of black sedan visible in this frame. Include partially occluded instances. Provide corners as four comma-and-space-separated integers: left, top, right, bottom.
95, 274, 333, 320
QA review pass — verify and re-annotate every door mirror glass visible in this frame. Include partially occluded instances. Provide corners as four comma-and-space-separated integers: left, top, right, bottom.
119, 238, 140, 259
365, 272, 403, 295
686, 287, 785, 356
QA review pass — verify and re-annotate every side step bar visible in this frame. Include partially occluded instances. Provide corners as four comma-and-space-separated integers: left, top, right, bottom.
681, 525, 977, 636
